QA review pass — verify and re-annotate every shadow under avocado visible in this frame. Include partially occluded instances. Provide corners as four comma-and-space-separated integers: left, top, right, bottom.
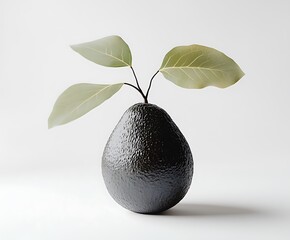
161, 203, 264, 217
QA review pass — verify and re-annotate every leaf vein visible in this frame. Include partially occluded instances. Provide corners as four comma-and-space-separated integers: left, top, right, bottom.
68, 85, 117, 117
84, 46, 129, 66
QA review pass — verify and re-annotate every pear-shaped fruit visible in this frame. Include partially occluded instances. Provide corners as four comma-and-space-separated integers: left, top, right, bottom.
102, 103, 193, 213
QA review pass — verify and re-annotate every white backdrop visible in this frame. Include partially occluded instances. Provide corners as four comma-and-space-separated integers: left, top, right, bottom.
1, 0, 290, 239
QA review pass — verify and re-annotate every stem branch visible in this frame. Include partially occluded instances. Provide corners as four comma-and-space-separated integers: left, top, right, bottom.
145, 70, 159, 99
130, 67, 142, 93
126, 67, 159, 104
124, 83, 148, 103
124, 82, 141, 92
129, 66, 147, 103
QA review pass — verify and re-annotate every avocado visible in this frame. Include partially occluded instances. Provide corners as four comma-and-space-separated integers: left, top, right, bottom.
49, 35, 244, 214
102, 103, 193, 214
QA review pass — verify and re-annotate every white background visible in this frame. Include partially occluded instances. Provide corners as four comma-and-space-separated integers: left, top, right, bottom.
1, 0, 290, 239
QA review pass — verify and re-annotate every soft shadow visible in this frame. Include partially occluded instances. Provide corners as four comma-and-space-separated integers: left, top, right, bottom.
161, 203, 264, 217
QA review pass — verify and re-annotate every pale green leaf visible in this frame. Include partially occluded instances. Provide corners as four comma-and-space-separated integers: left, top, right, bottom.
71, 35, 132, 67
48, 83, 123, 128
160, 44, 244, 89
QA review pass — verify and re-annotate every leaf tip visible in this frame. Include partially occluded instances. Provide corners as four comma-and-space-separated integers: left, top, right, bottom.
48, 119, 54, 129
236, 67, 245, 83
70, 44, 78, 52
241, 70, 246, 78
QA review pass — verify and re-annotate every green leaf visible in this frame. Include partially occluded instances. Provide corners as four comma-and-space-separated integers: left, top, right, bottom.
71, 35, 132, 67
48, 83, 123, 128
159, 44, 244, 89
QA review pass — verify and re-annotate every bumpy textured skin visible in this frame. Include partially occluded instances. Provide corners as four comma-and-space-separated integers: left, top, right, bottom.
102, 103, 193, 214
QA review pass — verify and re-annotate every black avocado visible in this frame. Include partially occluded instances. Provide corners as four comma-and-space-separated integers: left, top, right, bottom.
102, 103, 193, 214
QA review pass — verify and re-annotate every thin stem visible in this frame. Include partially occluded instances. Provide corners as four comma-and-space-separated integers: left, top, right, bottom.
130, 67, 143, 94
124, 83, 148, 103
145, 70, 159, 99
124, 82, 141, 93
129, 66, 148, 103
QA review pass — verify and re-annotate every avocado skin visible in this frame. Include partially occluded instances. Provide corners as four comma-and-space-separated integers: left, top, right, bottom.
102, 103, 193, 214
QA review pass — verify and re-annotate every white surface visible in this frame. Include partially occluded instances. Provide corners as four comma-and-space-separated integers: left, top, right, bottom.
1, 0, 290, 239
